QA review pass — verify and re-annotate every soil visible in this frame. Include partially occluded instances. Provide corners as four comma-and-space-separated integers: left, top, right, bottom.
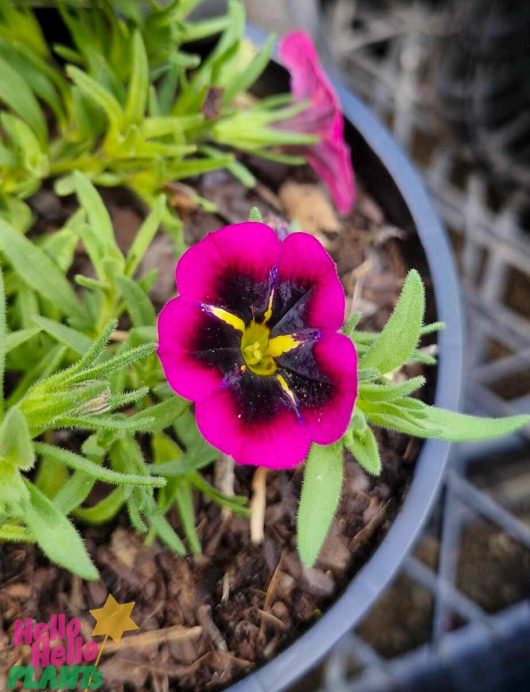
0, 163, 431, 691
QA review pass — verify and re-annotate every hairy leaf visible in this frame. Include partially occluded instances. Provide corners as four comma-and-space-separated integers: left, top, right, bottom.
297, 442, 344, 567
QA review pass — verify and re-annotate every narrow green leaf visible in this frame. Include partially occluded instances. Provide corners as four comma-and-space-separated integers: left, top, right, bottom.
0, 407, 34, 470
359, 376, 426, 402
53, 471, 95, 515
125, 31, 149, 124
128, 397, 188, 433
34, 442, 166, 488
297, 442, 344, 567
117, 274, 156, 327
361, 270, 425, 374
175, 478, 201, 554
73, 171, 122, 267
0, 56, 47, 142
0, 267, 5, 416
66, 342, 156, 384
223, 33, 275, 103
74, 487, 128, 525
24, 481, 99, 580
148, 512, 186, 555
0, 219, 83, 318
33, 316, 93, 355
413, 403, 530, 442
66, 65, 123, 129
124, 195, 165, 277
344, 427, 381, 475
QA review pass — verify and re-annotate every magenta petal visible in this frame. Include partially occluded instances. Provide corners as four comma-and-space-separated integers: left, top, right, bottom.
305, 120, 356, 215
157, 297, 225, 401
176, 222, 281, 304
279, 30, 356, 214
303, 332, 358, 445
195, 388, 312, 469
278, 232, 345, 331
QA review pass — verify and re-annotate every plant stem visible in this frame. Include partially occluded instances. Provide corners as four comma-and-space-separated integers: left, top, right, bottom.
250, 467, 268, 545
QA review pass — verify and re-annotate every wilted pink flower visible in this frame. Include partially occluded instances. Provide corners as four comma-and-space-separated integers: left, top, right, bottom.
157, 222, 358, 469
279, 30, 356, 215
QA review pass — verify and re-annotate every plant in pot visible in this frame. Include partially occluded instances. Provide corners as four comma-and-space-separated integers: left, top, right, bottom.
0, 1, 528, 690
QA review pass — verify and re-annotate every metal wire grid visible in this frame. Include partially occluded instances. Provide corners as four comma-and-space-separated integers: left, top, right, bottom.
311, 1, 530, 689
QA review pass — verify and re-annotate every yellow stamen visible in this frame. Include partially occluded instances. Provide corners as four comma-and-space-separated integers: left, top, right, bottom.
276, 374, 297, 407
205, 305, 245, 332
268, 334, 301, 358
262, 289, 274, 324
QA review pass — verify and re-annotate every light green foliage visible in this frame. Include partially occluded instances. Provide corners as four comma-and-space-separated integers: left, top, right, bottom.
297, 274, 529, 567
297, 443, 344, 566
0, 180, 243, 578
0, 0, 302, 233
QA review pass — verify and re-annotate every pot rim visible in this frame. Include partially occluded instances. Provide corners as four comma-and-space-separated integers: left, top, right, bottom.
230, 25, 464, 692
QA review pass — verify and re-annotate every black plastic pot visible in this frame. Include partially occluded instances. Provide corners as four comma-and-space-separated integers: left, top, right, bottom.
230, 25, 465, 692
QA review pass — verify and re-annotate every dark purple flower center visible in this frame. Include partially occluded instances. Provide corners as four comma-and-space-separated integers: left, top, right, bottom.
191, 267, 333, 425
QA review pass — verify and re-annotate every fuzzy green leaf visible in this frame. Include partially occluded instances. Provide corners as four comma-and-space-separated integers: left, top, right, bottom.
148, 511, 186, 555
0, 407, 34, 470
360, 270, 425, 374
344, 426, 381, 475
24, 481, 99, 580
0, 55, 47, 142
125, 31, 149, 124
34, 442, 166, 488
117, 274, 156, 326
124, 195, 165, 277
0, 267, 5, 415
413, 404, 530, 442
33, 316, 93, 355
174, 478, 201, 555
0, 219, 84, 319
359, 376, 426, 402
66, 65, 123, 130
297, 442, 344, 567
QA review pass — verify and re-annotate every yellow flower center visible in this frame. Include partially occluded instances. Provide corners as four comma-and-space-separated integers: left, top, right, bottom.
241, 321, 276, 375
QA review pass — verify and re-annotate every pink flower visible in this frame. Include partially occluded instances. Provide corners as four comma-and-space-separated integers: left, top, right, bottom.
279, 30, 356, 215
157, 223, 358, 469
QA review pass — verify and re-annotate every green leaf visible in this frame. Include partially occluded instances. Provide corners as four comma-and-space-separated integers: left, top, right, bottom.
117, 274, 156, 327
74, 486, 127, 525
66, 65, 123, 130
73, 172, 123, 271
0, 219, 84, 319
0, 55, 47, 143
66, 342, 156, 384
412, 403, 530, 442
24, 481, 99, 580
223, 33, 275, 103
124, 195, 165, 277
297, 442, 344, 567
359, 376, 426, 402
125, 31, 149, 124
53, 471, 95, 516
174, 478, 201, 555
361, 270, 425, 374
148, 511, 186, 555
33, 443, 166, 488
344, 426, 381, 475
0, 267, 5, 416
0, 407, 34, 470
33, 316, 93, 355
128, 397, 188, 433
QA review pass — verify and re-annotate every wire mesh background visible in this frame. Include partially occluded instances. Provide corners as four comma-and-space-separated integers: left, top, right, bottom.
244, 0, 530, 688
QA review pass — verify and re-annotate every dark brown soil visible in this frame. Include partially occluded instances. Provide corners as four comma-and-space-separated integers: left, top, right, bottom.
0, 166, 431, 690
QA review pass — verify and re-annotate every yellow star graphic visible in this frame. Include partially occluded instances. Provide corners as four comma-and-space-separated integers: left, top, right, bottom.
89, 593, 139, 644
